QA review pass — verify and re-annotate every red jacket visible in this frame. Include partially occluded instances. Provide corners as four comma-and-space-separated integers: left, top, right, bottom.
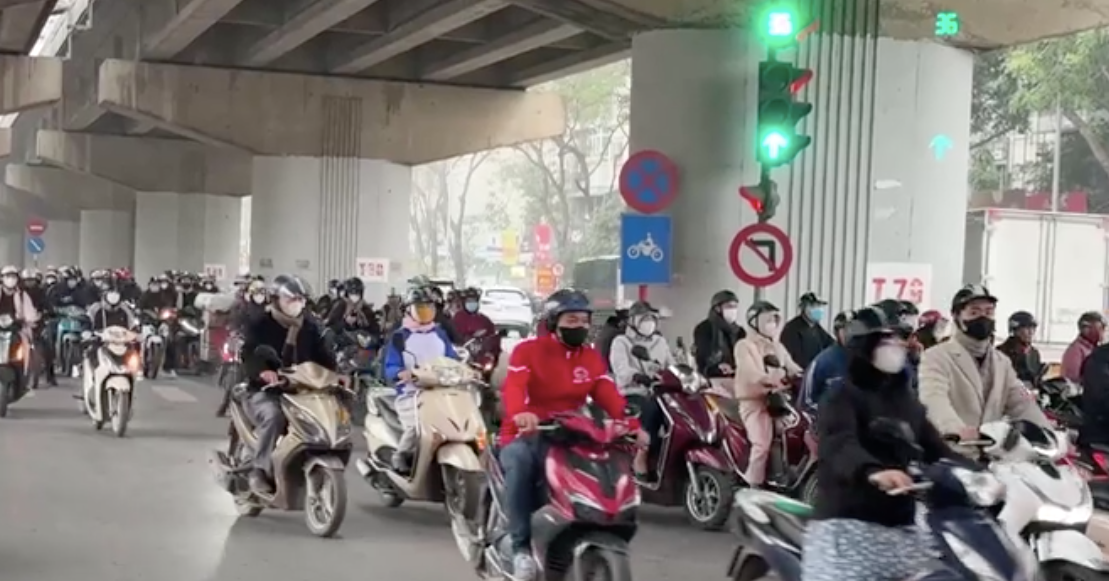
500, 334, 630, 443
452, 310, 501, 358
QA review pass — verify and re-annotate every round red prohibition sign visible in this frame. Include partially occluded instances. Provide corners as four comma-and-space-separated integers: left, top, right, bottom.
728, 222, 794, 287
619, 150, 680, 214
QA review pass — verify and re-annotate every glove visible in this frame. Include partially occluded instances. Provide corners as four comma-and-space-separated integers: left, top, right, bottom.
633, 373, 653, 386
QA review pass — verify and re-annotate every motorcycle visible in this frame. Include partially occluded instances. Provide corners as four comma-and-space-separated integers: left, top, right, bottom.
728, 418, 1038, 581
168, 308, 203, 372
335, 328, 378, 426
81, 326, 141, 437
0, 315, 27, 417
55, 305, 88, 378
140, 309, 173, 380
626, 344, 734, 529
209, 345, 353, 537
975, 420, 1109, 581
460, 329, 501, 429
471, 413, 639, 581
713, 356, 817, 504
215, 332, 244, 418
355, 341, 487, 545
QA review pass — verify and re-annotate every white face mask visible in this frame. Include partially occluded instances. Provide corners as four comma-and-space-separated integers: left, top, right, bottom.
637, 319, 657, 336
721, 307, 739, 323
872, 344, 907, 374
756, 312, 780, 337
251, 293, 266, 305
1, 277, 16, 289
282, 300, 305, 318
105, 291, 121, 305
347, 294, 361, 302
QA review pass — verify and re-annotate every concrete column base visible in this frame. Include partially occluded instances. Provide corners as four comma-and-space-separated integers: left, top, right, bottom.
79, 209, 135, 272
251, 156, 410, 303
134, 193, 243, 284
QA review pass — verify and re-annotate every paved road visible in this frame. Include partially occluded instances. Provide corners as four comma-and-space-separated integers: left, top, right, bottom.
0, 373, 735, 581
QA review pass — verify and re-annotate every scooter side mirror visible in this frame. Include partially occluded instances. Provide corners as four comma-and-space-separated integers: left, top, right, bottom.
497, 329, 508, 338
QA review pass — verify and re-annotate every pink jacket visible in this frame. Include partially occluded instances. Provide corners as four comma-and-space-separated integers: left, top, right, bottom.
8, 290, 38, 325
1062, 336, 1096, 383
733, 334, 802, 400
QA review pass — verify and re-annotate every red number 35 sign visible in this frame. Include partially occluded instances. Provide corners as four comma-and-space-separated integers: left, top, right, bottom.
865, 263, 932, 308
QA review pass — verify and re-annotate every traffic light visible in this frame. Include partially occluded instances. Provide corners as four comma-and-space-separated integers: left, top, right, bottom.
756, 3, 815, 168
740, 179, 780, 223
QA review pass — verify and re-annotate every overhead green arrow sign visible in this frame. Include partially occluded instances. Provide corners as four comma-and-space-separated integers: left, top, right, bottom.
762, 132, 789, 160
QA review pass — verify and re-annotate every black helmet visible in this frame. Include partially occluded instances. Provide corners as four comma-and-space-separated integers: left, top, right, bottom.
898, 300, 919, 316
798, 292, 826, 309
1008, 311, 1037, 332
845, 306, 897, 353
873, 299, 908, 321
711, 290, 738, 309
404, 286, 435, 306
543, 288, 592, 329
951, 283, 996, 314
745, 300, 780, 327
327, 279, 341, 291
271, 274, 311, 300
343, 277, 365, 295
833, 309, 856, 331
461, 287, 482, 300
1079, 311, 1106, 329
628, 301, 659, 319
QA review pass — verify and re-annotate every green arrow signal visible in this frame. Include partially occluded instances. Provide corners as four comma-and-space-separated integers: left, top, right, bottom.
768, 11, 794, 36
762, 132, 789, 159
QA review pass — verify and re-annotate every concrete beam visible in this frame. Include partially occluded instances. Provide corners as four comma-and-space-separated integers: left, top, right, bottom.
97, 59, 566, 164
4, 184, 80, 222
505, 0, 643, 41
507, 41, 629, 86
140, 0, 249, 60
0, 56, 62, 114
35, 130, 251, 196
0, 129, 10, 159
330, 0, 506, 74
423, 20, 580, 80
0, 0, 57, 53
6, 164, 135, 212
242, 0, 385, 67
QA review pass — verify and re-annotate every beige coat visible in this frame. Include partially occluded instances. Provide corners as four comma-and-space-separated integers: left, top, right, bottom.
733, 334, 802, 400
918, 339, 1049, 435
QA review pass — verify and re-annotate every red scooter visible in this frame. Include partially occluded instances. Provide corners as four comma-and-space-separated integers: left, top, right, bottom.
712, 355, 818, 504
471, 414, 639, 581
627, 345, 735, 529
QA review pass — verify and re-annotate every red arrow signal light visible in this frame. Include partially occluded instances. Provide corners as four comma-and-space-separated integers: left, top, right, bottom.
790, 69, 813, 94
740, 186, 764, 213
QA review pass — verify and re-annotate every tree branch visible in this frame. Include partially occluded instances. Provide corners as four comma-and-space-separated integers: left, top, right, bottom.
1064, 109, 1109, 182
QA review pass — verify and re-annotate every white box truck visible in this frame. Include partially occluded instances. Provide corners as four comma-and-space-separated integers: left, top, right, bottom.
964, 208, 1109, 363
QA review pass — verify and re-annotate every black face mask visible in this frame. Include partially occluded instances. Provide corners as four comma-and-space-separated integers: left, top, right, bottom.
962, 317, 995, 340
557, 326, 589, 348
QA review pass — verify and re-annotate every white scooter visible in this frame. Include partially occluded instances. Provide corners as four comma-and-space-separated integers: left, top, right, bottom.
977, 420, 1109, 581
81, 326, 140, 437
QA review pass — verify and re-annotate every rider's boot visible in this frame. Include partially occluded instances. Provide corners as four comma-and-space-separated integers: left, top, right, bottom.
248, 469, 274, 495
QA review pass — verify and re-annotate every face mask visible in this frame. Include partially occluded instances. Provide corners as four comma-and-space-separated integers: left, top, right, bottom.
160, 283, 169, 290
148, 286, 158, 292
557, 326, 589, 348
962, 317, 994, 341
282, 300, 305, 318
105, 291, 121, 305
934, 323, 950, 340
759, 321, 780, 337
637, 319, 657, 336
872, 344, 907, 374
67, 279, 78, 288
45, 278, 56, 286
464, 301, 479, 313
902, 315, 919, 329
329, 289, 339, 298
251, 293, 266, 305
721, 307, 739, 324
807, 307, 825, 322
412, 305, 436, 324
1, 277, 16, 289
347, 294, 361, 302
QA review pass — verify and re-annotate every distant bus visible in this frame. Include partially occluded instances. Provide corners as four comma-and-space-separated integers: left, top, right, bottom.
569, 255, 625, 312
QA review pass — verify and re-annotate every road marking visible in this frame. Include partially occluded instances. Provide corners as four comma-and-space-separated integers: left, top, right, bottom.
151, 385, 197, 403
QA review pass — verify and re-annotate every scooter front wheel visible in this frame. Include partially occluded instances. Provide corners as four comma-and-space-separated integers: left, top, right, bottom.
111, 390, 131, 438
304, 464, 347, 538
684, 466, 733, 530
573, 532, 633, 581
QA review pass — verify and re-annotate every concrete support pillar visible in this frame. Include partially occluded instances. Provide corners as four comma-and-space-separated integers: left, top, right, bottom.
25, 220, 79, 268
134, 193, 243, 284
251, 156, 410, 303
0, 231, 22, 268
628, 30, 972, 334
78, 209, 135, 272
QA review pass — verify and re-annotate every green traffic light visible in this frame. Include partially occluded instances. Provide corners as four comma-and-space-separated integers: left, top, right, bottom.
762, 132, 789, 160
767, 11, 794, 37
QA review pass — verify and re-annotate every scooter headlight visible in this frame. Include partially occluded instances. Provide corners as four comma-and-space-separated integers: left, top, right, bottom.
106, 343, 128, 356
0, 315, 12, 328
952, 466, 1006, 506
1036, 499, 1094, 526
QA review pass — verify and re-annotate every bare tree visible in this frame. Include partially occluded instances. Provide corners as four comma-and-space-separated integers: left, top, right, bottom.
411, 152, 491, 281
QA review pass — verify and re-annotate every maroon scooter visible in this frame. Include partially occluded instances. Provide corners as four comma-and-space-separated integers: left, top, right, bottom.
628, 345, 734, 530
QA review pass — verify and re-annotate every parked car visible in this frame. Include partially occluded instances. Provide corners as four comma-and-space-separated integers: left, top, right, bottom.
481, 286, 534, 337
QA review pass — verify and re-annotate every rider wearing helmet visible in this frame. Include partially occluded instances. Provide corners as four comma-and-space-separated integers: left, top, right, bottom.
914, 309, 950, 349
919, 284, 1050, 440
780, 291, 834, 369
451, 287, 501, 379
733, 301, 802, 487
231, 279, 269, 333
997, 311, 1042, 384
800, 309, 856, 413
692, 290, 747, 389
87, 278, 137, 331
803, 306, 965, 581
382, 286, 459, 474
427, 286, 462, 344
241, 274, 340, 494
1063, 311, 1106, 384
20, 268, 53, 386
315, 279, 341, 317
608, 300, 674, 481
596, 306, 631, 370
325, 277, 379, 336
499, 289, 644, 581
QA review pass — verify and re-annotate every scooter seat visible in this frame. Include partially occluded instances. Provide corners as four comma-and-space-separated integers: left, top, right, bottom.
1087, 443, 1109, 454
714, 396, 744, 424
372, 392, 404, 436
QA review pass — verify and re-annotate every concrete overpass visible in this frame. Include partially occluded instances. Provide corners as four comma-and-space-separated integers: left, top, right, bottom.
2, 0, 1109, 310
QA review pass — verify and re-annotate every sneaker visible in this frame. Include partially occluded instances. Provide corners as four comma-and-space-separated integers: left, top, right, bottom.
511, 552, 536, 581
164, 370, 177, 379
